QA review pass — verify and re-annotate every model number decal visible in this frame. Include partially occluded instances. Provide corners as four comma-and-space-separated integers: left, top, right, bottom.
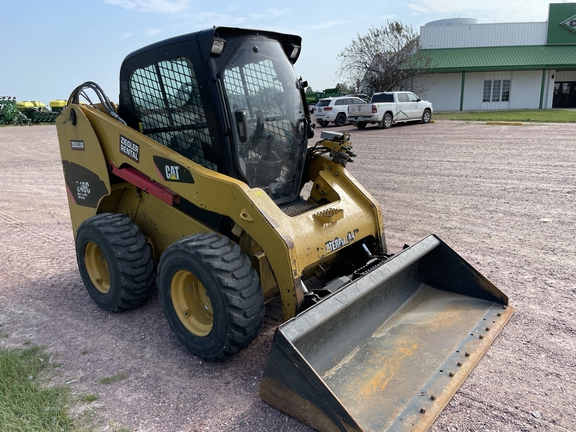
119, 135, 140, 162
325, 229, 359, 253
70, 140, 85, 150
76, 181, 91, 200
62, 160, 109, 208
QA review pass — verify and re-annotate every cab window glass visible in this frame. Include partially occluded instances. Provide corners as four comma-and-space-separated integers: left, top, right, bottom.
223, 39, 306, 204
371, 93, 394, 103
129, 57, 216, 171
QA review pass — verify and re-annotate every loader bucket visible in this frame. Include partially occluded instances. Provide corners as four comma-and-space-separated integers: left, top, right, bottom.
259, 234, 514, 432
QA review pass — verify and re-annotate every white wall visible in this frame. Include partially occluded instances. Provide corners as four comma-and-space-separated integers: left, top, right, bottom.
417, 73, 463, 111
420, 22, 548, 49
508, 70, 544, 109
461, 73, 485, 111
418, 70, 548, 111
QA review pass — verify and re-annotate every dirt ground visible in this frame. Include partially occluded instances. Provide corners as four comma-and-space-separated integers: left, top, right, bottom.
0, 120, 574, 432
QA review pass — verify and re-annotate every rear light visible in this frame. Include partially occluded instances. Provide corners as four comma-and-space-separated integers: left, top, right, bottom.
324, 107, 333, 111
372, 105, 377, 113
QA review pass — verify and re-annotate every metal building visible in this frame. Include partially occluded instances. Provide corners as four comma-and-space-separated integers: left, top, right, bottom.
416, 3, 576, 111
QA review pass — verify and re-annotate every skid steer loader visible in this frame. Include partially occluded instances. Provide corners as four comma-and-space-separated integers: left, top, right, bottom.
56, 27, 514, 431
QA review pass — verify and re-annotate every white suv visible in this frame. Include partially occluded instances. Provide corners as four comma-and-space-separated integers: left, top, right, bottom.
313, 96, 366, 127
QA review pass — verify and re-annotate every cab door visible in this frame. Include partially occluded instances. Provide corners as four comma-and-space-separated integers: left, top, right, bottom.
407, 92, 422, 119
396, 93, 411, 121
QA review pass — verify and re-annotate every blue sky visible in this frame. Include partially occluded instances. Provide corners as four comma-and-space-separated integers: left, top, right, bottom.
2, 0, 556, 104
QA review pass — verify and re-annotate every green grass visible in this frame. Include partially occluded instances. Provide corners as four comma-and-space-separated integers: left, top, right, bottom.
81, 394, 99, 403
433, 109, 576, 123
98, 373, 128, 385
0, 340, 135, 431
0, 345, 77, 431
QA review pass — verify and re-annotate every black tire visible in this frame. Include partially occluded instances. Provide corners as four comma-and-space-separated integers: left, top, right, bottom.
157, 232, 264, 361
318, 120, 328, 127
75, 213, 155, 312
356, 122, 367, 130
381, 112, 393, 129
422, 109, 432, 124
334, 113, 347, 127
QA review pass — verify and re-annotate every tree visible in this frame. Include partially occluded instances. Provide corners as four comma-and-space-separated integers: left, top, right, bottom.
337, 20, 430, 95
335, 82, 355, 94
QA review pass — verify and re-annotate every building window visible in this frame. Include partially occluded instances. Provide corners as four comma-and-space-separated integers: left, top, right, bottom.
492, 80, 501, 102
483, 79, 511, 102
502, 80, 511, 101
483, 81, 492, 102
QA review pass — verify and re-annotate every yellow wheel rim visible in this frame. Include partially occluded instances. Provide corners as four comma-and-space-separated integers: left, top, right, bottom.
171, 270, 213, 336
84, 242, 111, 294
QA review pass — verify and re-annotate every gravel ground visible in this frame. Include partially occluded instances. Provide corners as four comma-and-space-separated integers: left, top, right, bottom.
0, 120, 574, 431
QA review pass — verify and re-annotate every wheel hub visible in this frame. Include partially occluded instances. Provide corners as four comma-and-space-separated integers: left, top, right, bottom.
84, 242, 111, 294
171, 270, 213, 336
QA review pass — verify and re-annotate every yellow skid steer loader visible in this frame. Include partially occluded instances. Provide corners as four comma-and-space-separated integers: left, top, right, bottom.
56, 27, 514, 431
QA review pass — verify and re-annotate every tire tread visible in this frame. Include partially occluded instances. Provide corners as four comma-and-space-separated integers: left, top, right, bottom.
158, 232, 264, 361
76, 213, 155, 312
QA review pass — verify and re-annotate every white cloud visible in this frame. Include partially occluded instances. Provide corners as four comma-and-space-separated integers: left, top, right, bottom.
179, 12, 248, 29
104, 0, 190, 14
265, 8, 289, 18
298, 20, 349, 30
146, 28, 164, 36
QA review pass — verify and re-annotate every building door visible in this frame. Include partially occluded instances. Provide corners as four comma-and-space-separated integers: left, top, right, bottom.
553, 82, 576, 108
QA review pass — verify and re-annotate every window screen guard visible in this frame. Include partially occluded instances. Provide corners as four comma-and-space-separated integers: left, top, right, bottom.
129, 57, 217, 171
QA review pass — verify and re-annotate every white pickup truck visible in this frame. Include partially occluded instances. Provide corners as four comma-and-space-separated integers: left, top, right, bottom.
347, 91, 433, 129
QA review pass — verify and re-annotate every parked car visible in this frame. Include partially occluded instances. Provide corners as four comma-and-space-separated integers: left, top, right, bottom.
308, 103, 316, 113
313, 96, 366, 127
347, 91, 433, 129
345, 93, 370, 102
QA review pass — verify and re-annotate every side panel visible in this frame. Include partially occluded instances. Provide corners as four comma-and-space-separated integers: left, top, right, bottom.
98, 185, 215, 263
56, 105, 111, 235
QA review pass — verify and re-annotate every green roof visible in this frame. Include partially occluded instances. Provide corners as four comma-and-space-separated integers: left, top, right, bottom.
414, 45, 576, 72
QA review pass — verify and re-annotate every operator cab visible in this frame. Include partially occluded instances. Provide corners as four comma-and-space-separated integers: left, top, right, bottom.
118, 27, 313, 205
